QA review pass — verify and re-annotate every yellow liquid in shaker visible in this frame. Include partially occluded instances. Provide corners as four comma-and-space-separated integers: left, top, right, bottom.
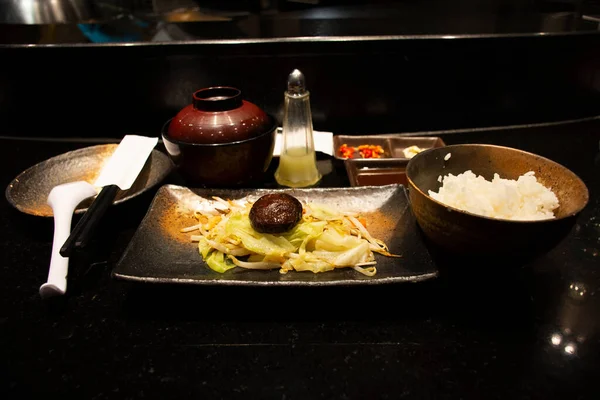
275, 147, 321, 188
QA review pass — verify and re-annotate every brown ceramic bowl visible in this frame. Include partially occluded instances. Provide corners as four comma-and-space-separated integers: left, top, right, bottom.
162, 118, 277, 187
406, 144, 589, 257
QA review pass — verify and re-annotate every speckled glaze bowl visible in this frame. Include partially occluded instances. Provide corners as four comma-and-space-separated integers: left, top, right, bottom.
162, 87, 277, 186
167, 86, 272, 144
406, 144, 589, 257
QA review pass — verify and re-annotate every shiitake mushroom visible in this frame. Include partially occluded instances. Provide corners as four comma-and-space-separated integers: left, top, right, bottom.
249, 193, 303, 234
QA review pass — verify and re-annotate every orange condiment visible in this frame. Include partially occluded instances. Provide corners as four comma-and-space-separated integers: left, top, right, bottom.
338, 144, 384, 159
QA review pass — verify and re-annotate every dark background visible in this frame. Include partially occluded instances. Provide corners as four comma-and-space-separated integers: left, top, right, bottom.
1, 1, 599, 139
1, 34, 600, 139
2, 1, 600, 42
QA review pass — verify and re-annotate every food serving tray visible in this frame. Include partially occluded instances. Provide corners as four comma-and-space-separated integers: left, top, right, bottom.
113, 184, 438, 286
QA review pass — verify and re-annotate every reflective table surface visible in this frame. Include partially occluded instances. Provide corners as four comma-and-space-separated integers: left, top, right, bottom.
1, 118, 599, 399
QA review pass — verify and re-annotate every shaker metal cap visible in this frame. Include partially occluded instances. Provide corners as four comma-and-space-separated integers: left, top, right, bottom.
287, 69, 307, 95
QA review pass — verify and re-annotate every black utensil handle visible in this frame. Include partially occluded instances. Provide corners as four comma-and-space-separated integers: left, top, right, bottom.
59, 185, 119, 257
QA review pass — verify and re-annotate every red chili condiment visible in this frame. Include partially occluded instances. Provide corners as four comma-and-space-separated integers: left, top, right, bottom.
338, 144, 384, 159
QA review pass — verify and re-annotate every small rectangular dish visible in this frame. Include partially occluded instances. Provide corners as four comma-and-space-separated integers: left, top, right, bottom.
333, 134, 446, 161
345, 159, 409, 187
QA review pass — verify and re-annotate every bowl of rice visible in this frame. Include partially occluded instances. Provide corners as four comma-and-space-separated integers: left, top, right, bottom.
406, 144, 589, 256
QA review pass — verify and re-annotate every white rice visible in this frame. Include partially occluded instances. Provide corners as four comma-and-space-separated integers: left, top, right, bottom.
428, 170, 559, 221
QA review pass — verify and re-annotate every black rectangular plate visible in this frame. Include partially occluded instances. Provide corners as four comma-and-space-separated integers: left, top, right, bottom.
113, 184, 438, 286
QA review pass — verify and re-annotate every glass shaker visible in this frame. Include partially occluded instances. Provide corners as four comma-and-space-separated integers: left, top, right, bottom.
275, 69, 321, 188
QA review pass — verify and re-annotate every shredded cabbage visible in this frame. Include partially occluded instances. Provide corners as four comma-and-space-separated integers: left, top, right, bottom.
182, 196, 399, 276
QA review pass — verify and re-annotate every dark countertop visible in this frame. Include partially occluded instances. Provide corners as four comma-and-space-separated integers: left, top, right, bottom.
1, 119, 599, 399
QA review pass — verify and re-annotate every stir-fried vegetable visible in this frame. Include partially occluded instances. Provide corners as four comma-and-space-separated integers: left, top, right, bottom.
183, 196, 399, 276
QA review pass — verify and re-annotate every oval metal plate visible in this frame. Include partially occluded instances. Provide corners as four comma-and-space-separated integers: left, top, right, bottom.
5, 144, 173, 217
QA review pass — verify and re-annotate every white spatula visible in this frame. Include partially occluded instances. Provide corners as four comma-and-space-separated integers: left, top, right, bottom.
40, 135, 158, 298
40, 181, 98, 298
60, 135, 158, 256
